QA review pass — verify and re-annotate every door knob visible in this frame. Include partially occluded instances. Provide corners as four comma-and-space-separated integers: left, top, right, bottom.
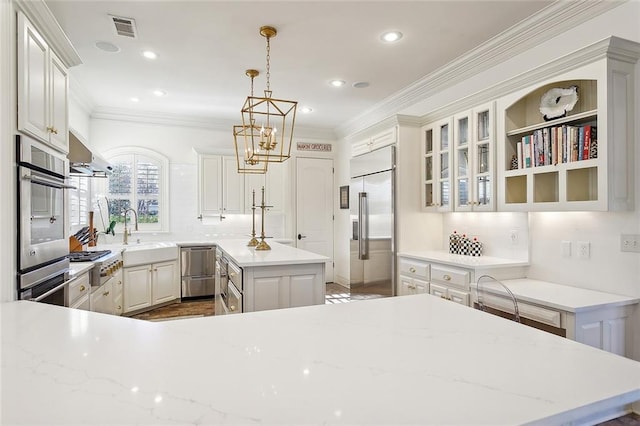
297, 234, 307, 240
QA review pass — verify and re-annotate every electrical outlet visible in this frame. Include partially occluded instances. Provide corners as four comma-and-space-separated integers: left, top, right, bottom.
577, 241, 590, 259
621, 234, 640, 253
562, 241, 571, 258
509, 230, 519, 246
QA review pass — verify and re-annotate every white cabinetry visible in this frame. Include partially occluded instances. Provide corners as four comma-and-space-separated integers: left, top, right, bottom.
113, 268, 124, 315
429, 265, 471, 306
243, 264, 325, 313
498, 39, 638, 211
123, 260, 179, 314
397, 257, 429, 296
453, 102, 496, 211
422, 102, 495, 213
479, 279, 637, 357
352, 127, 397, 157
90, 280, 114, 315
68, 271, 90, 310
198, 155, 244, 218
17, 12, 69, 153
421, 118, 452, 212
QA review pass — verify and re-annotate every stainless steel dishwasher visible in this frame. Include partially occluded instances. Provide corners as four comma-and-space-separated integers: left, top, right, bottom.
180, 245, 215, 298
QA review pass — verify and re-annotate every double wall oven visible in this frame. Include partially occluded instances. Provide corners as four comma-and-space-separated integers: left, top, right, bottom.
17, 135, 74, 305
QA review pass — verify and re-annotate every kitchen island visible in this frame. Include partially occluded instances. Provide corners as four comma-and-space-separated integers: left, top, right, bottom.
2, 296, 639, 425
213, 239, 328, 313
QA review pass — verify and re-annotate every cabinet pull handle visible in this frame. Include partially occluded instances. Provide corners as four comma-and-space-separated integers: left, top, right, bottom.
440, 295, 446, 299
443, 274, 451, 281
103, 291, 110, 296
409, 267, 416, 273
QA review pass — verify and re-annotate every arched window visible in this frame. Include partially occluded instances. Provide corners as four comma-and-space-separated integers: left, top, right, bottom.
96, 147, 169, 232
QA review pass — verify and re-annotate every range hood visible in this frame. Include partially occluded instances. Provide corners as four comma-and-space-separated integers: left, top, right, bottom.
67, 131, 113, 177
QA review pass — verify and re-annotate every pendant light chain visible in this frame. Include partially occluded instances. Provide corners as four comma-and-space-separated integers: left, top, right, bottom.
265, 35, 271, 92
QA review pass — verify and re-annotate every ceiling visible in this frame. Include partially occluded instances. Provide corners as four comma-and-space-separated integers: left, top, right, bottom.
45, 1, 555, 134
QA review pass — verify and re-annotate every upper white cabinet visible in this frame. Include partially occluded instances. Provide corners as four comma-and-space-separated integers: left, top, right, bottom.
453, 102, 496, 212
422, 102, 496, 213
498, 40, 638, 211
17, 12, 69, 153
352, 127, 397, 157
198, 155, 244, 218
421, 117, 453, 212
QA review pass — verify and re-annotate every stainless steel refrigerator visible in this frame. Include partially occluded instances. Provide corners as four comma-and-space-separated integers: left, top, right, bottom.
350, 145, 395, 298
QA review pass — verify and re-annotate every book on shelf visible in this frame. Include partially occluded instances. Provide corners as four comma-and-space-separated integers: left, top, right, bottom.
583, 125, 591, 160
514, 123, 596, 170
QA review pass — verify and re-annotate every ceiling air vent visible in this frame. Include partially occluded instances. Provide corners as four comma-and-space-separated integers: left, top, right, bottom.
110, 15, 137, 38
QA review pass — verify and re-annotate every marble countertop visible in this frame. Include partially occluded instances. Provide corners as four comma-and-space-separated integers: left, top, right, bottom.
215, 239, 328, 267
399, 250, 529, 268
3, 297, 639, 425
485, 278, 640, 312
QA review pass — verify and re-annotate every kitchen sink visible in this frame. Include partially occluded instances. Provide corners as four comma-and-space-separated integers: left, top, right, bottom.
122, 242, 179, 267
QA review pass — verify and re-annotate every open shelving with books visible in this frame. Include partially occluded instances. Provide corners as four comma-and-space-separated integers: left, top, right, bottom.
497, 39, 638, 211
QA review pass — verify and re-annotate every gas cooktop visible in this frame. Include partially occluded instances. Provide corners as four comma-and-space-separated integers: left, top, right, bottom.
68, 250, 112, 262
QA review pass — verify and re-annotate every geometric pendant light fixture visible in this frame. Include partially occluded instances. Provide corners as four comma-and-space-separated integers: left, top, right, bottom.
241, 25, 297, 164
234, 69, 269, 174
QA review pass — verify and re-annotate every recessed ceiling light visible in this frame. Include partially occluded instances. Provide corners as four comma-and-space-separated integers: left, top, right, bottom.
330, 80, 346, 87
353, 82, 370, 89
142, 50, 157, 60
130, 97, 140, 102
300, 106, 313, 114
380, 31, 403, 43
153, 90, 167, 97
95, 41, 120, 53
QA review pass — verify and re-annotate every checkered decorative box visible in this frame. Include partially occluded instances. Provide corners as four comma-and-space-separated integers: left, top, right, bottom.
448, 232, 460, 254
459, 236, 470, 256
470, 239, 483, 256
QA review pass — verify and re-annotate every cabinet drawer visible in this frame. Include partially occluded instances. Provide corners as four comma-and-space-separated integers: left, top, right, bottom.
68, 272, 90, 305
398, 258, 429, 279
483, 293, 561, 328
431, 266, 469, 289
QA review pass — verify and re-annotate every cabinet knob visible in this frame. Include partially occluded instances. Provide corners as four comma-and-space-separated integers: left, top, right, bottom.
79, 285, 86, 292
117, 305, 121, 310
118, 280, 122, 285
409, 267, 416, 273
443, 274, 451, 281
230, 305, 236, 311
440, 295, 446, 299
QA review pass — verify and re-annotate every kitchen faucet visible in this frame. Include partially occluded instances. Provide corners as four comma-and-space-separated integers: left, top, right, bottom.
122, 208, 139, 245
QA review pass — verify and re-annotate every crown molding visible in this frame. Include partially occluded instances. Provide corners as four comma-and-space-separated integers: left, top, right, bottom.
344, 114, 421, 144
91, 107, 337, 140
13, 0, 81, 68
335, 0, 626, 139
418, 35, 640, 125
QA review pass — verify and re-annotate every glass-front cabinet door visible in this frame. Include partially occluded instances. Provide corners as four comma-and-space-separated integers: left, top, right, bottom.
421, 118, 453, 212
452, 102, 496, 212
472, 102, 495, 211
454, 112, 470, 210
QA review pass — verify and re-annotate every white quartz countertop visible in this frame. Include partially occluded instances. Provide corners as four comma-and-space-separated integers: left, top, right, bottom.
486, 278, 640, 312
3, 297, 639, 425
215, 239, 328, 267
399, 250, 529, 268
68, 261, 93, 278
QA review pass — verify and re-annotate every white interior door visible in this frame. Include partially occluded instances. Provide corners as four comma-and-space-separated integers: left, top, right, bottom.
296, 157, 333, 282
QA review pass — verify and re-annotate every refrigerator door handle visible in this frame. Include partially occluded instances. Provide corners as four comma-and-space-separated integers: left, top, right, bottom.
359, 192, 369, 260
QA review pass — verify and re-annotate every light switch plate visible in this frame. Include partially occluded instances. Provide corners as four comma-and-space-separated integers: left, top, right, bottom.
621, 234, 640, 253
